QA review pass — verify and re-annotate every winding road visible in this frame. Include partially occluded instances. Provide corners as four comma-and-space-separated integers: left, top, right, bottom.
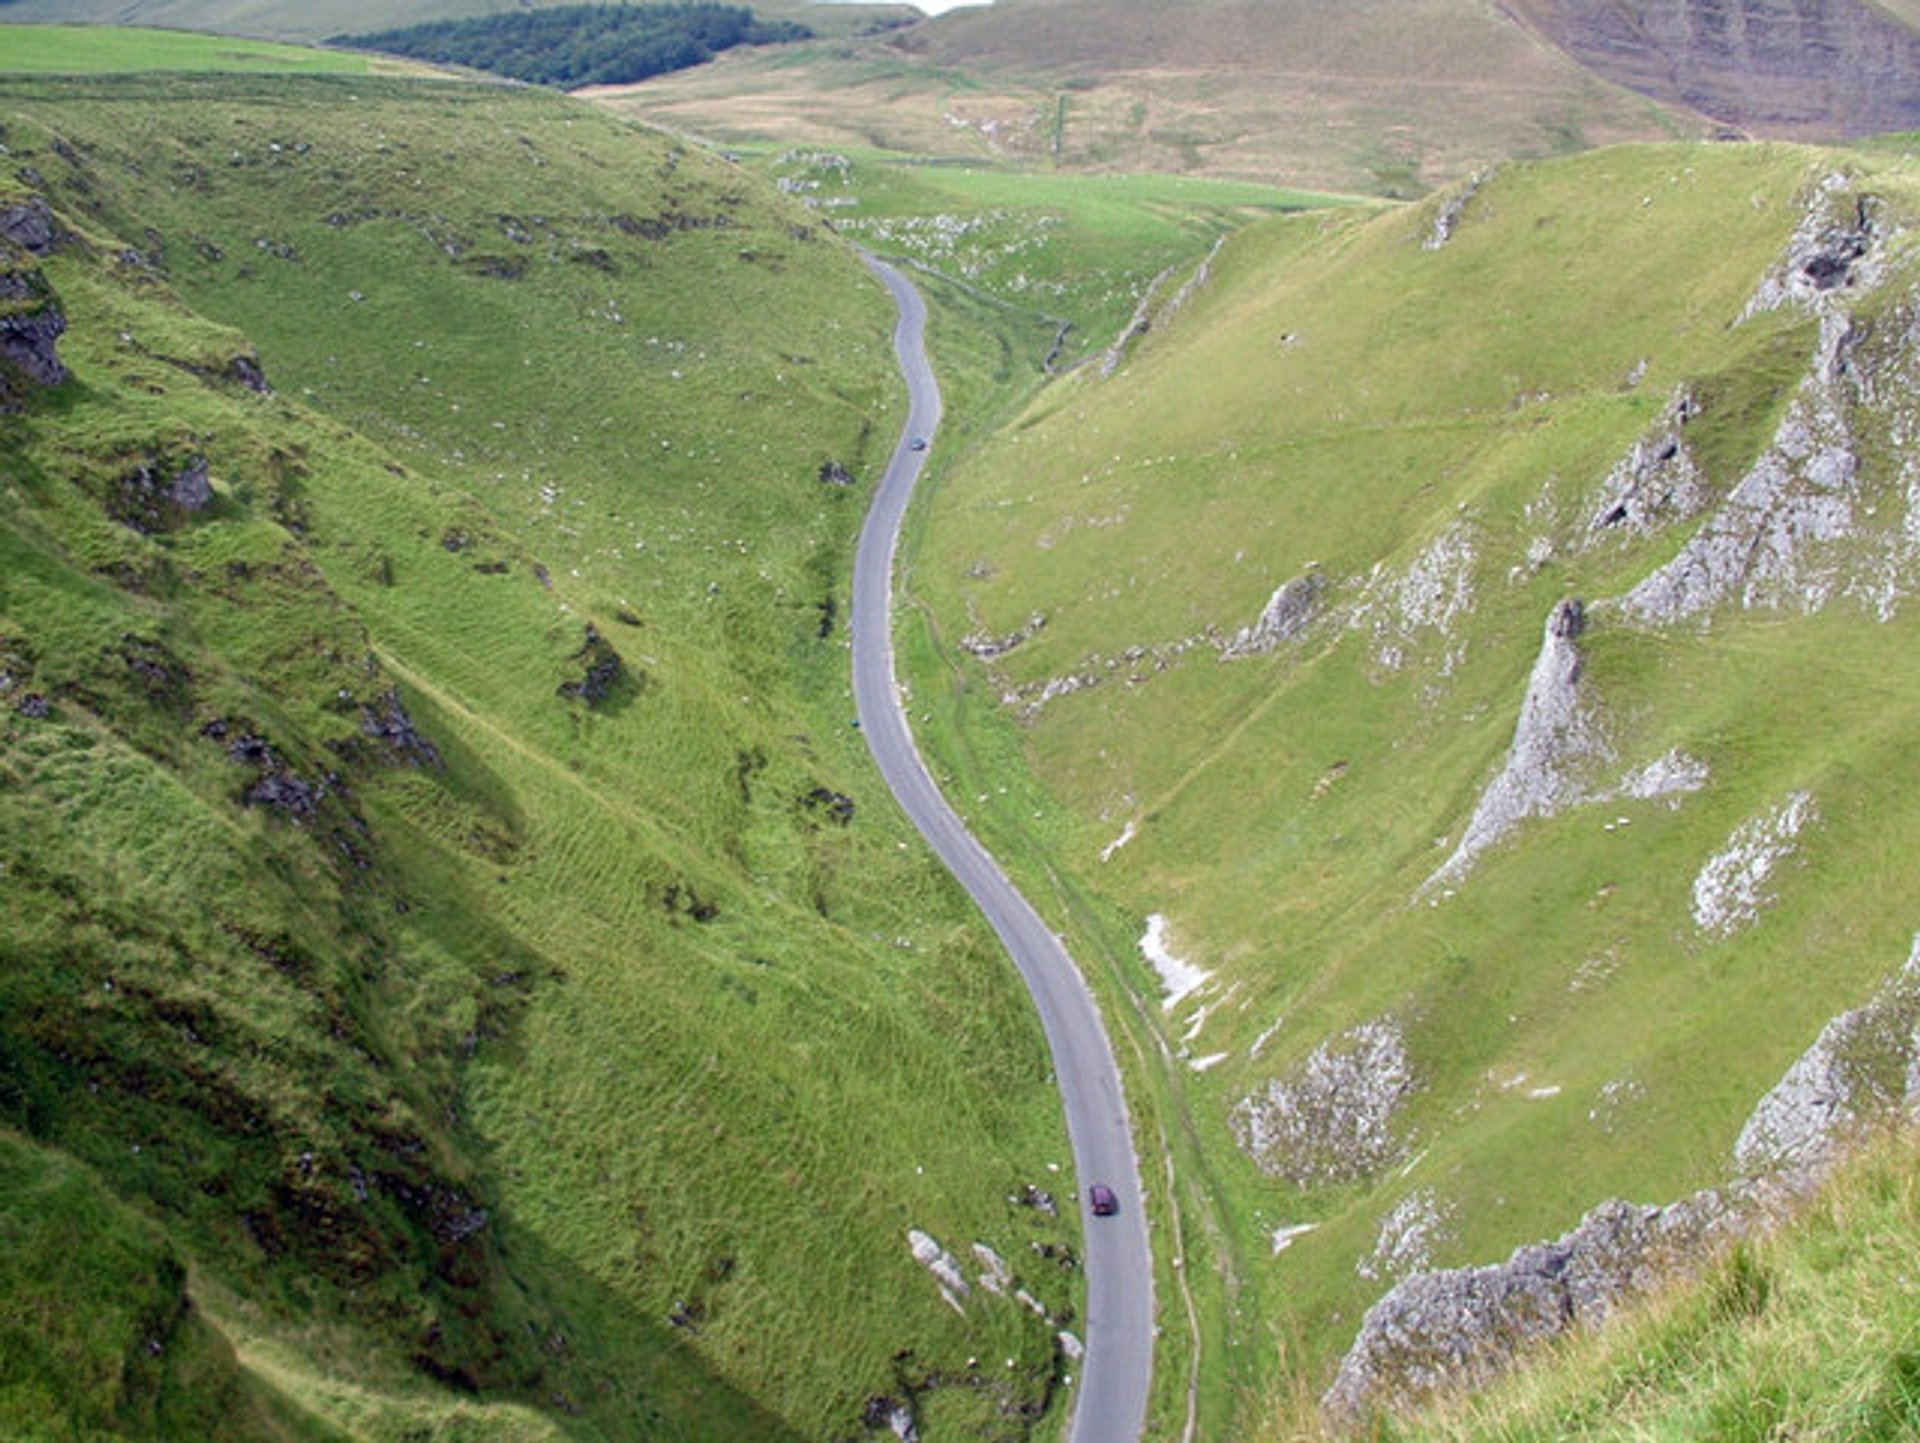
853, 252, 1155, 1443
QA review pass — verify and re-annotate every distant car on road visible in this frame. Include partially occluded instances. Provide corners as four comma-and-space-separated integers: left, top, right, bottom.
1089, 1182, 1118, 1217
909, 436, 928, 451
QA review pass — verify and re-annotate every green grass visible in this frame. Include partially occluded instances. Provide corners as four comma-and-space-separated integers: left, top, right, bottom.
0, 70, 1075, 1442
14, 38, 1920, 1443
0, 1130, 352, 1443
754, 147, 1368, 362
896, 138, 1920, 1432
1329, 1134, 1920, 1443
0, 24, 374, 75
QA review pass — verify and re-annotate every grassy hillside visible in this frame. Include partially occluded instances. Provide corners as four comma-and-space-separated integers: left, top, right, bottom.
605, 0, 1701, 193
1334, 1132, 1920, 1443
0, 69, 1076, 1441
901, 138, 1920, 1431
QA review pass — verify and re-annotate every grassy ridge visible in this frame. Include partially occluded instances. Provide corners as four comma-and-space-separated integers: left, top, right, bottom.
900, 139, 1920, 1427
0, 24, 379, 75
1335, 1133, 1920, 1442
1, 70, 1075, 1440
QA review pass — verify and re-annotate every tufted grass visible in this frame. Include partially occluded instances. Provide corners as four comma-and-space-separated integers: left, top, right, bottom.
1319, 1133, 1920, 1443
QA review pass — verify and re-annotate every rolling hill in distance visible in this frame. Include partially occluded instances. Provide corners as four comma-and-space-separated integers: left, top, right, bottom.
606, 0, 1699, 194
0, 0, 916, 46
7, 8, 1920, 1443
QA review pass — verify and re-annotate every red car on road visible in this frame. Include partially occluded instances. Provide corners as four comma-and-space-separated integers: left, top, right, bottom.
1089, 1183, 1118, 1217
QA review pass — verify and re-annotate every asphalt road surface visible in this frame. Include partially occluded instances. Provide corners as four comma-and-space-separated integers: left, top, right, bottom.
853, 252, 1155, 1443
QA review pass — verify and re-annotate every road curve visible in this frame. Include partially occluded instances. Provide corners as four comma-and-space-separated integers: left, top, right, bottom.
853, 251, 1155, 1443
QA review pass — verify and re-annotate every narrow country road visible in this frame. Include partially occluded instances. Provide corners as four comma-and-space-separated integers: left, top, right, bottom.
853, 252, 1155, 1443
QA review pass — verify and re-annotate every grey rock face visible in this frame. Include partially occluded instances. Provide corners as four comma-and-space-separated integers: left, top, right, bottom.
1357, 1189, 1454, 1283
1222, 573, 1322, 658
557, 624, 628, 707
1, 252, 70, 408
0, 198, 57, 255
1231, 1019, 1413, 1186
1345, 519, 1479, 675
1157, 234, 1225, 329
960, 611, 1046, 661
1424, 600, 1596, 890
358, 688, 443, 769
1323, 1187, 1738, 1423
108, 456, 213, 533
0, 300, 69, 394
1101, 262, 1178, 378
1742, 173, 1885, 321
228, 353, 271, 394
1690, 790, 1817, 935
1619, 176, 1899, 627
1422, 170, 1491, 252
862, 1395, 919, 1443
212, 725, 327, 823
1004, 669, 1100, 721
1324, 934, 1920, 1425
1734, 935, 1920, 1178
906, 1228, 970, 1310
167, 456, 212, 512
1589, 390, 1707, 536
1621, 319, 1864, 627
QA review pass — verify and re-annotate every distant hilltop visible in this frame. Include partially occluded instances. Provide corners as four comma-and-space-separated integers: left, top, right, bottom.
1504, 0, 1920, 136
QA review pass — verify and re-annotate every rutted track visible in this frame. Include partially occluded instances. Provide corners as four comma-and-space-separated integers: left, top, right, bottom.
852, 251, 1155, 1443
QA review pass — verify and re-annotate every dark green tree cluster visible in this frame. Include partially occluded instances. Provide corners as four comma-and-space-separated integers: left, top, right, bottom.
335, 4, 811, 88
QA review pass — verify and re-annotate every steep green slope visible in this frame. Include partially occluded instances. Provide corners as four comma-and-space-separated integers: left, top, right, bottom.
1, 72, 1074, 1441
904, 140, 1920, 1428
0, 1132, 350, 1443
1350, 1133, 1920, 1443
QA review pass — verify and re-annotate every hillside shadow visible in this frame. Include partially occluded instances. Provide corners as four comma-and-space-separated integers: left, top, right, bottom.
479, 1208, 814, 1443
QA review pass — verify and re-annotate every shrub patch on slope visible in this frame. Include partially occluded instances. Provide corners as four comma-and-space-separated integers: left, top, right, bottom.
336, 4, 810, 89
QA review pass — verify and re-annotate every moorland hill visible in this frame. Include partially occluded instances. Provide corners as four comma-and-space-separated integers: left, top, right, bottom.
610, 0, 1696, 193
1506, 0, 1920, 137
